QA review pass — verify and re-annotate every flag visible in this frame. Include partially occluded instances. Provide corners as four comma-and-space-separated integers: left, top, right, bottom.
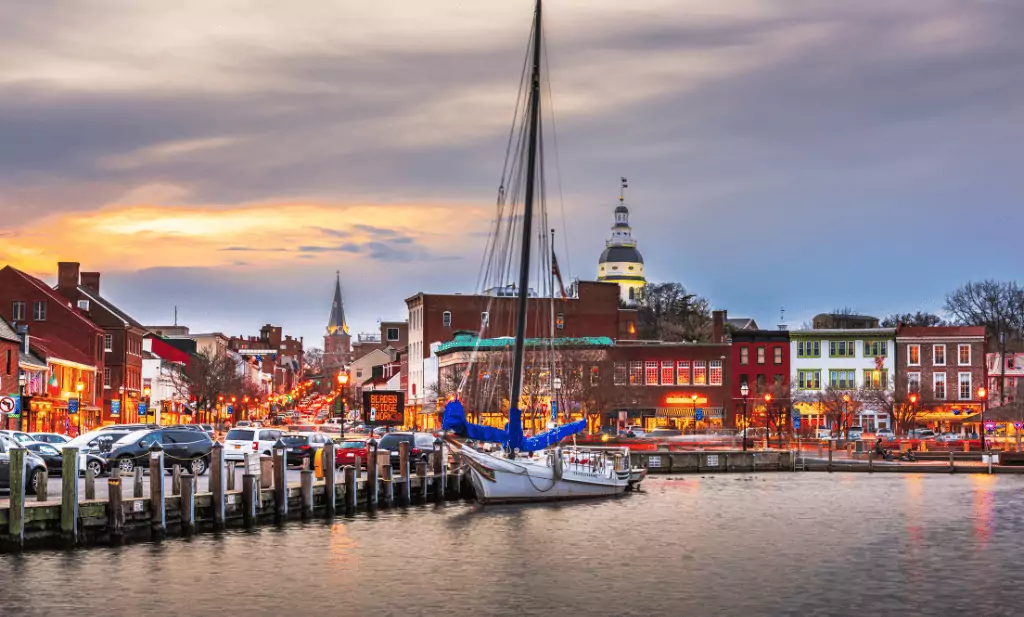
621, 176, 628, 189
552, 250, 568, 301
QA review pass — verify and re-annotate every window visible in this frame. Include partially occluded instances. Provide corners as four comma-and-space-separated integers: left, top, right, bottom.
908, 344, 920, 366
933, 344, 946, 366
628, 362, 643, 385
12, 301, 25, 321
740, 347, 749, 365
709, 360, 723, 386
773, 347, 783, 365
104, 334, 113, 352
590, 365, 601, 387
613, 363, 627, 386
387, 328, 400, 341
103, 368, 111, 388
739, 374, 749, 391
645, 361, 659, 385
796, 340, 820, 358
864, 340, 888, 358
693, 361, 707, 385
933, 373, 947, 400
797, 370, 821, 390
959, 373, 972, 400
958, 344, 971, 366
556, 313, 564, 330
829, 370, 856, 389
863, 369, 888, 390
908, 372, 921, 394
442, 311, 452, 328
756, 374, 766, 391
660, 361, 674, 385
5, 349, 10, 375
676, 361, 690, 385
32, 301, 46, 321
756, 348, 766, 365
829, 340, 855, 358
773, 374, 783, 387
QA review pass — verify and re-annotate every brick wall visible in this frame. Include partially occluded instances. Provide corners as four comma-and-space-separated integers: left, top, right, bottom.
0, 339, 19, 394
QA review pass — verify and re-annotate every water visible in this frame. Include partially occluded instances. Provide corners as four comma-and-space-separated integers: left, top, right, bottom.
2, 474, 1023, 617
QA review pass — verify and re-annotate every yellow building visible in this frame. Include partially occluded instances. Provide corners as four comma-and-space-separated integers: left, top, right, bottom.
597, 201, 646, 305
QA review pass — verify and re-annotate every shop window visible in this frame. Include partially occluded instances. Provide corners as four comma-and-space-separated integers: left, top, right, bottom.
709, 360, 723, 386
645, 361, 659, 385
613, 363, 627, 386
628, 362, 643, 385
693, 361, 707, 385
676, 361, 690, 385
660, 361, 674, 385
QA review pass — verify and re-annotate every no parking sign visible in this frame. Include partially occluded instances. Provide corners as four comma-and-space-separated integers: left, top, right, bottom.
0, 395, 20, 417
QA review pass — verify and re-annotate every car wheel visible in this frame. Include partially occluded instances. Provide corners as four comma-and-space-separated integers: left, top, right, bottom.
191, 458, 208, 476
27, 468, 42, 496
118, 457, 135, 474
87, 460, 104, 478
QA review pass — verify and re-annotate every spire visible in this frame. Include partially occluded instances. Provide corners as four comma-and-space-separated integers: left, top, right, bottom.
326, 271, 349, 336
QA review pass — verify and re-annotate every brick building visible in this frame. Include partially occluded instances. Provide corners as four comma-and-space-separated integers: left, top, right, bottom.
230, 324, 304, 393
405, 280, 637, 414
896, 325, 988, 433
54, 262, 146, 424
731, 328, 790, 428
0, 265, 105, 432
0, 318, 20, 428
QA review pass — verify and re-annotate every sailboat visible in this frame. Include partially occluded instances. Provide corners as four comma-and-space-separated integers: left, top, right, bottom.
441, 0, 645, 504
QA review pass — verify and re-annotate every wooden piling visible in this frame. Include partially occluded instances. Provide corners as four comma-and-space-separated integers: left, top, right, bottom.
149, 444, 166, 539
827, 442, 834, 473
399, 442, 411, 505
300, 469, 314, 520
133, 466, 144, 498
211, 442, 226, 530
435, 443, 446, 502
416, 461, 428, 502
8, 448, 26, 548
108, 475, 124, 541
181, 472, 196, 535
60, 447, 80, 547
382, 465, 394, 508
37, 468, 49, 502
272, 440, 287, 521
226, 462, 236, 491
368, 447, 379, 508
171, 464, 182, 496
242, 474, 257, 527
868, 451, 873, 472
85, 465, 96, 500
323, 441, 337, 517
344, 465, 357, 512
949, 450, 955, 474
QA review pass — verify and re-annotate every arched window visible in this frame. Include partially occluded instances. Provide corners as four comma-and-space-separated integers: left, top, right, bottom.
628, 288, 635, 300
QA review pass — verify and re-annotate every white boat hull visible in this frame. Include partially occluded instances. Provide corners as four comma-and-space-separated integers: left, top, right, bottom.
459, 445, 634, 504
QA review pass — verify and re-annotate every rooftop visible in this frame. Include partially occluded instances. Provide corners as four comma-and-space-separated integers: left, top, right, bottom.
436, 334, 614, 355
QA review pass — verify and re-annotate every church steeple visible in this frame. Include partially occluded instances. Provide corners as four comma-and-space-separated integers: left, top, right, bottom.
326, 271, 348, 336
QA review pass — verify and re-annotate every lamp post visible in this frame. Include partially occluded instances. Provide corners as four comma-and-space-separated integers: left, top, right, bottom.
908, 393, 918, 442
118, 384, 126, 426
75, 380, 85, 435
977, 387, 988, 452
763, 393, 773, 449
337, 371, 349, 440
690, 393, 699, 435
842, 394, 852, 440
740, 383, 750, 452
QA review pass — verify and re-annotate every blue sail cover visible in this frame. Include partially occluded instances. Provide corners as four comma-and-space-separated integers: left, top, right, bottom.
441, 399, 586, 453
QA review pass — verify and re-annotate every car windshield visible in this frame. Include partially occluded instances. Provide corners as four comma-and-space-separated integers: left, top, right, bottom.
226, 429, 254, 441
13, 433, 34, 444
281, 435, 308, 445
378, 434, 412, 450
340, 441, 366, 449
38, 444, 60, 456
115, 430, 152, 447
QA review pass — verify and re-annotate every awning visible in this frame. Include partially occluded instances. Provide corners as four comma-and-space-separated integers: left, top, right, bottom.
960, 402, 1024, 423
657, 406, 723, 419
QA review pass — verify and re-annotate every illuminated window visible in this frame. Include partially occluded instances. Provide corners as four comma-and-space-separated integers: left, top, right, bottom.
645, 361, 659, 385
556, 313, 564, 330
934, 372, 946, 400
590, 365, 601, 387
933, 344, 945, 366
613, 363, 627, 386
756, 348, 765, 364
628, 362, 643, 385
709, 360, 723, 386
676, 361, 690, 385
739, 347, 749, 365
661, 361, 674, 385
908, 345, 920, 366
773, 347, 783, 364
693, 361, 707, 385
958, 344, 971, 366
863, 369, 888, 390
958, 372, 972, 400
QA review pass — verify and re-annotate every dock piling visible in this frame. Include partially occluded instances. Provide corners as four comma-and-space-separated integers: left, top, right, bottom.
149, 442, 166, 539
181, 472, 196, 535
8, 448, 26, 549
323, 442, 337, 517
242, 474, 257, 527
344, 466, 357, 513
211, 442, 226, 530
37, 468, 49, 502
949, 450, 955, 474
416, 461, 428, 502
272, 440, 287, 522
171, 464, 181, 496
85, 465, 96, 500
300, 469, 314, 520
133, 466, 144, 498
383, 464, 394, 507
108, 474, 124, 541
60, 447, 80, 547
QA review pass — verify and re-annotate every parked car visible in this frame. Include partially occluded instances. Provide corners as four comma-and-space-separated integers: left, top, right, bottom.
234, 420, 252, 428
0, 435, 47, 494
103, 428, 214, 475
907, 429, 938, 440
223, 427, 286, 462
815, 428, 833, 441
280, 432, 331, 467
0, 430, 40, 446
937, 432, 962, 442
379, 432, 438, 471
622, 425, 646, 438
30, 432, 71, 445
67, 424, 156, 455
847, 426, 864, 440
25, 442, 107, 477
876, 428, 896, 441
646, 428, 683, 439
335, 439, 369, 469
323, 418, 345, 430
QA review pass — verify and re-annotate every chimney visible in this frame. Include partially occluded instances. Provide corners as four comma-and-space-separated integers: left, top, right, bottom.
712, 310, 727, 344
56, 262, 81, 300
81, 272, 101, 294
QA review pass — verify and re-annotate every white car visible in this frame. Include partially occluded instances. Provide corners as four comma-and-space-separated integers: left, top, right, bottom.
223, 427, 286, 461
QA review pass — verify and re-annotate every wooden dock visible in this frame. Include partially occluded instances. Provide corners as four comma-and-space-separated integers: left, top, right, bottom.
0, 440, 469, 553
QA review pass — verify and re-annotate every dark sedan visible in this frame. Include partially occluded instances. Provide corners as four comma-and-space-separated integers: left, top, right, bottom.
378, 432, 438, 473
25, 442, 106, 477
281, 433, 331, 468
104, 428, 213, 475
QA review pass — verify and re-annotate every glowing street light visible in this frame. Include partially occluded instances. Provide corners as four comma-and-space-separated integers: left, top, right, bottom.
977, 386, 988, 451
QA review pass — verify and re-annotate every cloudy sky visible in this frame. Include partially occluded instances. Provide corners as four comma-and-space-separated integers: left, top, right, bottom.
3, 0, 1022, 345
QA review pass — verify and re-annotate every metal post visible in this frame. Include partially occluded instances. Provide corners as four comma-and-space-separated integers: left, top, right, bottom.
211, 442, 226, 530
180, 472, 195, 535
149, 441, 166, 539
272, 439, 287, 522
741, 395, 748, 452
323, 441, 337, 517
8, 448, 26, 548
60, 447, 80, 547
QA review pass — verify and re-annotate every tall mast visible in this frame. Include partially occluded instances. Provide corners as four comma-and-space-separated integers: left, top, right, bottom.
509, 0, 543, 432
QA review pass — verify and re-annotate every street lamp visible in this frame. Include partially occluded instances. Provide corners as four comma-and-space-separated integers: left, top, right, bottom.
764, 393, 773, 448
75, 380, 85, 435
842, 393, 852, 439
908, 393, 919, 441
118, 384, 126, 425
740, 383, 750, 452
977, 386, 988, 452
690, 393, 699, 434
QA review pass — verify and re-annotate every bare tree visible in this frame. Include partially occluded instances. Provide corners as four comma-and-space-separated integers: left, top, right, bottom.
815, 387, 861, 439
636, 282, 712, 342
304, 347, 324, 375
880, 312, 947, 328
861, 387, 920, 436
167, 349, 243, 414
945, 280, 1024, 346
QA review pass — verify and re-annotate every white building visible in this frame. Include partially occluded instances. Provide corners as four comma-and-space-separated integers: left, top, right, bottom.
790, 328, 896, 431
596, 202, 646, 305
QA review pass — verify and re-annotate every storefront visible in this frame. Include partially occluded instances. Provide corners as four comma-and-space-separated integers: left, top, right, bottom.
655, 406, 724, 432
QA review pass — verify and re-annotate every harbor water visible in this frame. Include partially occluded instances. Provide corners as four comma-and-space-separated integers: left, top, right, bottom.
2, 474, 1023, 616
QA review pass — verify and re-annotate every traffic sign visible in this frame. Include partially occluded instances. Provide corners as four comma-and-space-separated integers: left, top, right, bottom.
793, 415, 801, 429
695, 408, 704, 421
138, 402, 147, 415
227, 405, 234, 415
0, 395, 19, 416
111, 400, 121, 416
551, 401, 558, 421
68, 398, 80, 414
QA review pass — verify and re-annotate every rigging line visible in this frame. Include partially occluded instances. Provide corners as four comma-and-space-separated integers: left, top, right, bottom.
541, 24, 573, 282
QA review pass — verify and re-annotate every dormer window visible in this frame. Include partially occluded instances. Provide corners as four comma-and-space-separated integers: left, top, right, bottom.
77, 299, 90, 311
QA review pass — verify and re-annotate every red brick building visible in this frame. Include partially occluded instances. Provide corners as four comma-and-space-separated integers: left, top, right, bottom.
0, 319, 20, 428
229, 324, 304, 393
54, 262, 146, 424
0, 265, 105, 432
895, 325, 988, 433
405, 280, 637, 414
731, 328, 790, 428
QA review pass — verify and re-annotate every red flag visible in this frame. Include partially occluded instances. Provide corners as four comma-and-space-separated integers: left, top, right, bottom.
552, 250, 568, 300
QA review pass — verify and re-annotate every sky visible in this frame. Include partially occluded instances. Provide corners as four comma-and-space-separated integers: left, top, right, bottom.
2, 0, 1023, 346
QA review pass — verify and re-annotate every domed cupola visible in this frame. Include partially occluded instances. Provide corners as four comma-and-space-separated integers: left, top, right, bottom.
597, 178, 646, 304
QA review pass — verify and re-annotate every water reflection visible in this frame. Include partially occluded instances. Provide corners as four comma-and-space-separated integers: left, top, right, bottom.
1, 475, 1023, 617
